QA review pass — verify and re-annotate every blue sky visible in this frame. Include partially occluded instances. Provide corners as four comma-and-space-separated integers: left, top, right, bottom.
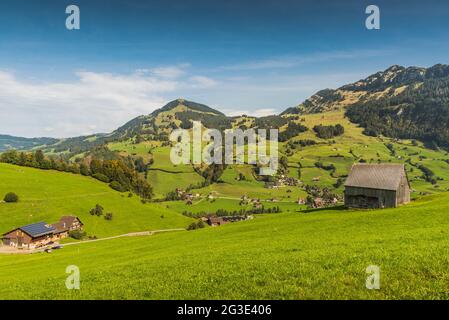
1, 0, 449, 137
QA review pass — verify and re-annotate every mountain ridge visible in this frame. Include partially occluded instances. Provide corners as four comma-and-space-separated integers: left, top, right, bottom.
3, 63, 449, 153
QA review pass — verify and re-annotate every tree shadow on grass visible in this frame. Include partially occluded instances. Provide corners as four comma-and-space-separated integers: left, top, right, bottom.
301, 205, 347, 214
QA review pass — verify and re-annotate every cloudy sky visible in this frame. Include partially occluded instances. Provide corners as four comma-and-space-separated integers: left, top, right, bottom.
1, 0, 449, 137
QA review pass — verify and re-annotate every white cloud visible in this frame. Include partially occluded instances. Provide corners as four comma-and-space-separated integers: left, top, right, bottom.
0, 70, 177, 137
253, 108, 277, 117
188, 76, 218, 88
150, 64, 190, 78
224, 108, 276, 117
218, 49, 395, 71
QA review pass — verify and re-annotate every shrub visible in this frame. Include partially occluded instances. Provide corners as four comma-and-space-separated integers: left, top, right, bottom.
197, 220, 206, 229
104, 212, 113, 220
69, 230, 86, 240
92, 173, 110, 183
109, 181, 127, 192
187, 222, 198, 231
90, 204, 104, 216
187, 220, 206, 231
3, 192, 19, 203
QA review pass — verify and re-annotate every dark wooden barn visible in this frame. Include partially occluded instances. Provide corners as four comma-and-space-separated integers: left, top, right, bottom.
344, 163, 410, 209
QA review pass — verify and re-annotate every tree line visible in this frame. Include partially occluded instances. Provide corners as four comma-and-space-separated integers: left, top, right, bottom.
0, 149, 153, 200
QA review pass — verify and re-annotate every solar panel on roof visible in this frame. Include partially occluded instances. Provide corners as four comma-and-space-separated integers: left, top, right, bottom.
20, 222, 55, 238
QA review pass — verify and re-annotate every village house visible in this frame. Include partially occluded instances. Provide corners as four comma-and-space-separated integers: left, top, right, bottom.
207, 216, 228, 227
344, 163, 410, 209
2, 216, 84, 250
51, 216, 84, 240
206, 215, 253, 227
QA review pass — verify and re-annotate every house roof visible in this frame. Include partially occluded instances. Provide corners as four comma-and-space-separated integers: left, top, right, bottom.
19, 222, 55, 238
344, 163, 408, 191
52, 216, 83, 233
208, 216, 225, 224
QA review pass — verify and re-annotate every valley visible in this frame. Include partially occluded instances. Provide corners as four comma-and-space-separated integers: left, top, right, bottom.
1, 64, 449, 299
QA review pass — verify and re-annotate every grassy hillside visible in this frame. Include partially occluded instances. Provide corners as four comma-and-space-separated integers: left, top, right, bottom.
282, 110, 449, 195
107, 109, 449, 209
0, 135, 58, 152
0, 193, 448, 299
0, 163, 193, 237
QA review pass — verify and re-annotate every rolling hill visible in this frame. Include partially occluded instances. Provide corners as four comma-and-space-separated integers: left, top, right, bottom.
0, 163, 193, 237
0, 135, 57, 152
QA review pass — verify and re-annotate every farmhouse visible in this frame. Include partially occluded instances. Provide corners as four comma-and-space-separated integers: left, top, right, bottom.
2, 222, 56, 249
344, 163, 410, 209
2, 216, 84, 249
52, 216, 84, 239
207, 216, 228, 227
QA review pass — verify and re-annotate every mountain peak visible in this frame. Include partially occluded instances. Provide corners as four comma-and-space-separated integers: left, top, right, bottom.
281, 63, 449, 116
151, 99, 225, 116
384, 64, 404, 72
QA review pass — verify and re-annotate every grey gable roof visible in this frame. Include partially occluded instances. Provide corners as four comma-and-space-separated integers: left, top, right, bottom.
20, 222, 55, 238
344, 163, 407, 191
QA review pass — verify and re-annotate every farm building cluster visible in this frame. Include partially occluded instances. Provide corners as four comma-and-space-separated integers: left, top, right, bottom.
1, 216, 83, 250
202, 215, 253, 227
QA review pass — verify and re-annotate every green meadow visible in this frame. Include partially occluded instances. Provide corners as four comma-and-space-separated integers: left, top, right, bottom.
0, 193, 448, 299
2, 108, 449, 299
0, 163, 193, 238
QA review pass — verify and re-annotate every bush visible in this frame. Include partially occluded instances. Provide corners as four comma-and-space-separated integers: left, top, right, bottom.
69, 230, 86, 240
109, 181, 127, 192
90, 204, 104, 216
3, 192, 19, 203
187, 220, 207, 230
92, 173, 110, 183
187, 222, 198, 230
197, 220, 206, 228
104, 212, 113, 220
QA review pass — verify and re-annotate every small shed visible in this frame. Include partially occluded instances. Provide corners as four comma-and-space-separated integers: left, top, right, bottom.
344, 163, 410, 209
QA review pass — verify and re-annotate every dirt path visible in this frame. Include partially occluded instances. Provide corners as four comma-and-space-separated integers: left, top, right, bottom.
0, 228, 185, 255
62, 228, 185, 247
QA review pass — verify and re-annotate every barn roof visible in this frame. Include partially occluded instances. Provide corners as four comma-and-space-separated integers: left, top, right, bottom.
344, 163, 408, 191
19, 222, 55, 238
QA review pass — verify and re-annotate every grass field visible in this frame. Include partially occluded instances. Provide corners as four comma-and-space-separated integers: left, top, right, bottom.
0, 193, 448, 299
2, 109, 449, 299
0, 163, 193, 238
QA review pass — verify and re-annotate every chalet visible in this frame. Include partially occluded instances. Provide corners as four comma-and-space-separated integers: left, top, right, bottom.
2, 216, 84, 250
2, 222, 56, 249
207, 216, 228, 227
52, 216, 84, 239
344, 163, 410, 209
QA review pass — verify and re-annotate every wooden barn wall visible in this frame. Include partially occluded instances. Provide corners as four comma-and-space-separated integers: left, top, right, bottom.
344, 187, 397, 208
396, 175, 411, 204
